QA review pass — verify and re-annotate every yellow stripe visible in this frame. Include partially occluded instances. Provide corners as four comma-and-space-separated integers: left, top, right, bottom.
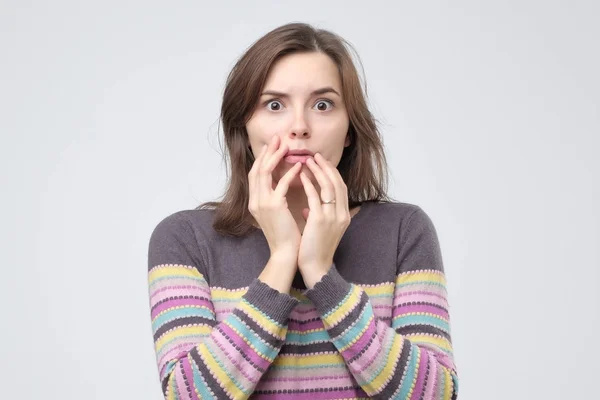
156, 325, 212, 350
237, 300, 284, 337
273, 352, 345, 367
153, 305, 215, 321
324, 286, 362, 326
149, 264, 205, 282
443, 368, 452, 400
396, 271, 446, 285
166, 377, 176, 400
362, 283, 394, 297
197, 342, 245, 399
366, 333, 404, 393
406, 334, 452, 353
210, 287, 247, 301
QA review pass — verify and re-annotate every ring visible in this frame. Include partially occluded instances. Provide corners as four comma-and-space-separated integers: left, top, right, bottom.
321, 199, 336, 204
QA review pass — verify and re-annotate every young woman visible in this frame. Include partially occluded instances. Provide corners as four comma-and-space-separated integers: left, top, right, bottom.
148, 22, 459, 399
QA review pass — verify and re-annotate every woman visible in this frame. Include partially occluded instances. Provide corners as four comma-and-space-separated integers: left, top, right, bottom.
148, 22, 459, 399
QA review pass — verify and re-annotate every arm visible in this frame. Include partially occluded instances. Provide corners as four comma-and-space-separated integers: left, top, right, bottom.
304, 208, 459, 399
148, 213, 298, 400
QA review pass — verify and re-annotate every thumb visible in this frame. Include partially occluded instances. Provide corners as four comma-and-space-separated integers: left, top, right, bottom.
302, 208, 310, 221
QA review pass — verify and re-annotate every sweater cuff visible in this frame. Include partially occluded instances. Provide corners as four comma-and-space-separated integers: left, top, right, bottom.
244, 279, 299, 324
304, 265, 352, 317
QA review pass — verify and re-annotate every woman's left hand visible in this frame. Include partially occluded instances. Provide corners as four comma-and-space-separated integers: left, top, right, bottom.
298, 153, 351, 289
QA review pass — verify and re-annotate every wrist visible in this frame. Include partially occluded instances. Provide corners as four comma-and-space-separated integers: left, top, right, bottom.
299, 261, 332, 289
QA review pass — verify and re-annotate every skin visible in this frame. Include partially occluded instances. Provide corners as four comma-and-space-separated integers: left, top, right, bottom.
246, 51, 360, 292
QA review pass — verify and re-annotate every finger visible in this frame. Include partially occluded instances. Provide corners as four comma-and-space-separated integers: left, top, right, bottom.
302, 208, 310, 221
305, 157, 336, 216
314, 153, 349, 218
248, 144, 268, 211
249, 143, 268, 179
258, 136, 281, 197
274, 161, 302, 197
263, 140, 289, 172
299, 171, 322, 216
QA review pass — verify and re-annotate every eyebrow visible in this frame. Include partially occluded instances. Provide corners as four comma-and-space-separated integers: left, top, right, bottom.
260, 87, 341, 98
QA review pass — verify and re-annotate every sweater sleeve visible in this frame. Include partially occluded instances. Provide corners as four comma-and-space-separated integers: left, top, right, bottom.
304, 207, 459, 399
147, 213, 298, 400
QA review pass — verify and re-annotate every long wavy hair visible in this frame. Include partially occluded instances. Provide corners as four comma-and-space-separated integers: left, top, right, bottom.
199, 22, 392, 237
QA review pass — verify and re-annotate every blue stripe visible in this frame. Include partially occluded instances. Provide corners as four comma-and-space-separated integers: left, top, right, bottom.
224, 314, 279, 360
397, 345, 419, 399
191, 355, 216, 400
333, 304, 373, 350
285, 329, 331, 344
152, 307, 215, 331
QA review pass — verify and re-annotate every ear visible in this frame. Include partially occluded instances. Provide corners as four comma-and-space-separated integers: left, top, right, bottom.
344, 134, 351, 147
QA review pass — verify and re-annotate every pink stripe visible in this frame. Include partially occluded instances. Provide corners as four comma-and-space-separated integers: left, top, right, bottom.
258, 373, 356, 392
158, 343, 197, 370
422, 351, 439, 399
152, 297, 213, 319
150, 284, 211, 300
395, 304, 449, 319
180, 355, 200, 400
341, 318, 377, 360
263, 374, 351, 382
290, 307, 320, 316
409, 346, 428, 400
217, 322, 271, 370
395, 290, 446, 301
351, 323, 390, 375
252, 388, 367, 399
287, 319, 324, 331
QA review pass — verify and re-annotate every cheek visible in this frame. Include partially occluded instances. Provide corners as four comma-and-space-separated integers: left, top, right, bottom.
314, 117, 349, 163
247, 114, 285, 150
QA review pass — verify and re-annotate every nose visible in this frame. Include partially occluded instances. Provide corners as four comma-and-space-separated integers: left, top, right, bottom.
288, 110, 310, 139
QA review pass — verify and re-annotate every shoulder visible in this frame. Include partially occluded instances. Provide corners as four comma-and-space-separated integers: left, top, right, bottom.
362, 201, 440, 249
362, 200, 435, 229
150, 207, 219, 245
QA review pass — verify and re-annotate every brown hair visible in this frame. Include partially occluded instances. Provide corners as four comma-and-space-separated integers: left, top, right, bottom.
199, 22, 393, 236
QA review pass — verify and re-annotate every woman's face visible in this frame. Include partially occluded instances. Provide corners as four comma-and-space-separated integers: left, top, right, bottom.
246, 51, 350, 187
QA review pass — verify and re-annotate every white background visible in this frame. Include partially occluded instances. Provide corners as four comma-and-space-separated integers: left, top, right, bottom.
1, 1, 598, 399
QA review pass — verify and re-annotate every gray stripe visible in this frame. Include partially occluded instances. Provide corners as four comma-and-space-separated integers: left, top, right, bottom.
190, 346, 235, 399
280, 341, 337, 355
154, 316, 215, 342
396, 324, 451, 341
150, 294, 209, 314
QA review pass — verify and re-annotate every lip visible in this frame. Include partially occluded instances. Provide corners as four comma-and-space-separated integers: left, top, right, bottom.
286, 149, 315, 156
284, 149, 315, 165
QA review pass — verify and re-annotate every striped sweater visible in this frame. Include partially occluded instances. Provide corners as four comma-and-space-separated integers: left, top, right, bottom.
147, 201, 459, 399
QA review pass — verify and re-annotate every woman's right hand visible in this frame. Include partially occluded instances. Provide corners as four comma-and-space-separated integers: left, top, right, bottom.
248, 135, 303, 265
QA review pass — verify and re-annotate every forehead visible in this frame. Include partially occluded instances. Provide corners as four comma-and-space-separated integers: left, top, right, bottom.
263, 52, 341, 91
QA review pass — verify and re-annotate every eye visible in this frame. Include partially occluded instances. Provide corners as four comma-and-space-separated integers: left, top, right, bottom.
265, 100, 283, 111
314, 99, 334, 111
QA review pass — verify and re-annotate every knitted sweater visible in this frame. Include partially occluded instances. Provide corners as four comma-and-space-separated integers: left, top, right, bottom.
147, 201, 459, 399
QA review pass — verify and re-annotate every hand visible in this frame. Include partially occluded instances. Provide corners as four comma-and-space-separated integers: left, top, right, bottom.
248, 135, 303, 292
298, 153, 351, 288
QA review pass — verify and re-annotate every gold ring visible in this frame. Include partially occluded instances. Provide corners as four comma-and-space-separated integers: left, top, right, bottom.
321, 199, 336, 204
